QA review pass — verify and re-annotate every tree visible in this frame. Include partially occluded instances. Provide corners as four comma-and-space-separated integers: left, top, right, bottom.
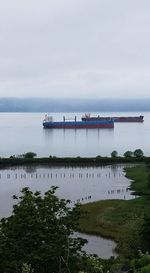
23, 152, 37, 159
146, 171, 150, 197
133, 149, 144, 158
124, 151, 133, 158
140, 214, 150, 252
130, 253, 150, 273
111, 150, 118, 158
0, 187, 86, 273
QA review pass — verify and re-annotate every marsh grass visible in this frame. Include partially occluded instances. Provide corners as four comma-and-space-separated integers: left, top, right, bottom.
78, 164, 150, 245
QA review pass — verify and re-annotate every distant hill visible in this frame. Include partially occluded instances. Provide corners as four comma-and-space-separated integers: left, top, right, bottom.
0, 98, 149, 112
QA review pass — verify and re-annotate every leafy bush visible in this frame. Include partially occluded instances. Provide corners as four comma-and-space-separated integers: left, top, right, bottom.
124, 151, 133, 158
0, 187, 86, 273
111, 150, 118, 158
23, 152, 37, 159
134, 149, 144, 158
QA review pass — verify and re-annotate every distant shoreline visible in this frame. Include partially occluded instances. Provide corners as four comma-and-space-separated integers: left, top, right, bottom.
0, 156, 148, 168
0, 98, 150, 112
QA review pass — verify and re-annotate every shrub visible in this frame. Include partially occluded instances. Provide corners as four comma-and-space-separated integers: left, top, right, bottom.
124, 151, 133, 158
0, 187, 86, 273
23, 152, 37, 159
111, 150, 118, 158
133, 149, 144, 158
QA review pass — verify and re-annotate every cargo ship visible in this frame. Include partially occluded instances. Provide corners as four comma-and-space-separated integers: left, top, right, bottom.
43, 115, 114, 129
82, 114, 144, 123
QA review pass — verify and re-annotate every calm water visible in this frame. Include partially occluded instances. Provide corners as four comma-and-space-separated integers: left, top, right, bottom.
0, 112, 149, 157
0, 165, 134, 217
0, 164, 134, 258
74, 232, 116, 258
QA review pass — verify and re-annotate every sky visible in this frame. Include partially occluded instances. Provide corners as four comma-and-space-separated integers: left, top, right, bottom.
0, 0, 150, 99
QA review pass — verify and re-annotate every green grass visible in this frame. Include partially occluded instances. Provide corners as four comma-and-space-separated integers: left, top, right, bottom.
79, 197, 150, 241
125, 164, 149, 196
78, 164, 150, 243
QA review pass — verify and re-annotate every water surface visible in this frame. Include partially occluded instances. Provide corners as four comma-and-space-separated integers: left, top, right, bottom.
0, 164, 134, 217
75, 232, 116, 258
0, 112, 149, 157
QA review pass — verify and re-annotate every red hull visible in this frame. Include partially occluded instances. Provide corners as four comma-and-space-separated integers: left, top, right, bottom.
45, 124, 114, 129
82, 116, 144, 122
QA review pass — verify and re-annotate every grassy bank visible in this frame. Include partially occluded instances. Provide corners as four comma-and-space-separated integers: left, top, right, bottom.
0, 156, 147, 169
78, 164, 150, 254
79, 197, 149, 240
125, 164, 149, 196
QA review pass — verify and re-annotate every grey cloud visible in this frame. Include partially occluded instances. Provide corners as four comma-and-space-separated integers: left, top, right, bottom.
0, 0, 150, 98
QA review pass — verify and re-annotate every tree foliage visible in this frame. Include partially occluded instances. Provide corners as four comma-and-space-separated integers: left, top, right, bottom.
111, 150, 118, 158
146, 168, 150, 196
21, 263, 34, 273
124, 151, 133, 158
133, 149, 144, 158
23, 152, 37, 159
0, 187, 86, 273
140, 214, 150, 252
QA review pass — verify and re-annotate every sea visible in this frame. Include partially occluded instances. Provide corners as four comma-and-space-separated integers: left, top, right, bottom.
0, 111, 149, 157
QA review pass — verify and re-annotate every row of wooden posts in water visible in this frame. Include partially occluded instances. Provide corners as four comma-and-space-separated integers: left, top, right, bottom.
71, 188, 130, 203
0, 172, 125, 180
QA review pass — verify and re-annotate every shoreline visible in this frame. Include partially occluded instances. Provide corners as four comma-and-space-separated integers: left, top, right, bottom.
0, 156, 147, 168
78, 163, 150, 256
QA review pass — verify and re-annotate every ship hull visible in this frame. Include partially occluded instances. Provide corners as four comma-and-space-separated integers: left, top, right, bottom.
43, 120, 114, 129
82, 116, 144, 123
114, 117, 144, 122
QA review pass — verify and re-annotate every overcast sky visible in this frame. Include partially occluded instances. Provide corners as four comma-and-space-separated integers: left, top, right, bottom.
0, 0, 150, 99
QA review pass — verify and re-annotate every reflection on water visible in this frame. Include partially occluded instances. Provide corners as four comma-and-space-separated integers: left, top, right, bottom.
43, 127, 114, 157
0, 164, 134, 217
23, 165, 37, 173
